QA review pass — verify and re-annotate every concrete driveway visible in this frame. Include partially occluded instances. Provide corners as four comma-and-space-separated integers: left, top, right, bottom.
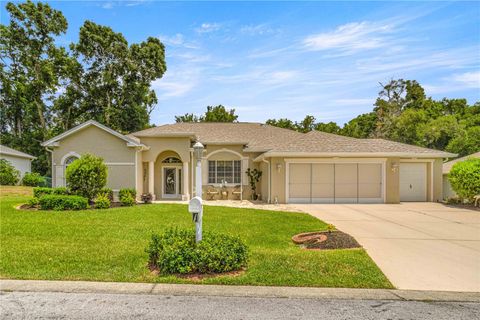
292, 203, 480, 292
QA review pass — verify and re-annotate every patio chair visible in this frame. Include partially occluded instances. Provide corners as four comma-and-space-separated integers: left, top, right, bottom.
220, 186, 228, 200
232, 185, 242, 200
474, 195, 480, 207
206, 186, 220, 200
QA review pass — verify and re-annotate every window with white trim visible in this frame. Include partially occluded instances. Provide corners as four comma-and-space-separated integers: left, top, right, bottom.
208, 160, 241, 184
64, 156, 78, 167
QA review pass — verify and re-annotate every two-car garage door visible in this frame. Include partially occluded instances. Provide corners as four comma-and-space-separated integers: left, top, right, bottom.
288, 163, 383, 204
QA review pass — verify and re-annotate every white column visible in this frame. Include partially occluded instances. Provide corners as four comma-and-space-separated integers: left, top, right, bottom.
148, 161, 155, 200
195, 159, 202, 197
182, 161, 190, 200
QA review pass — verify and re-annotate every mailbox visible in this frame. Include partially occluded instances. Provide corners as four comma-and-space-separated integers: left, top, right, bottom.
188, 196, 202, 222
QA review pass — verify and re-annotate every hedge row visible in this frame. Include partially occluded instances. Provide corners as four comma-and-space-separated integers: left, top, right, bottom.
38, 195, 89, 211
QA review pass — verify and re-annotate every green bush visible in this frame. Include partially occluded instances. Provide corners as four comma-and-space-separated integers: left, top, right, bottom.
38, 194, 89, 211
119, 188, 136, 200
0, 159, 20, 185
22, 172, 45, 187
146, 228, 248, 274
95, 194, 111, 209
449, 158, 480, 202
27, 197, 39, 207
120, 194, 135, 206
33, 187, 68, 198
66, 153, 107, 200
97, 188, 114, 202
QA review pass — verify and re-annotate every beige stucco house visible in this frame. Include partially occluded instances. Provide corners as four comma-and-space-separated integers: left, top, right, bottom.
42, 120, 455, 204
0, 144, 36, 178
442, 152, 480, 199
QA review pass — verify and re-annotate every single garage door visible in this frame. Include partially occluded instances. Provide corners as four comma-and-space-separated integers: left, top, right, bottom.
400, 162, 427, 201
288, 163, 383, 204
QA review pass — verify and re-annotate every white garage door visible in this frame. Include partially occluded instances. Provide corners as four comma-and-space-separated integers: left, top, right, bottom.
400, 163, 427, 202
288, 163, 383, 204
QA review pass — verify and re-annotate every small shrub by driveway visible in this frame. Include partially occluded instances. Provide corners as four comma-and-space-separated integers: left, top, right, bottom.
0, 189, 392, 289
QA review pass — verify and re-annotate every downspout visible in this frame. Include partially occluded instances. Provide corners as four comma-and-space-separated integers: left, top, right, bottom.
45, 147, 54, 187
190, 149, 194, 199
262, 159, 271, 204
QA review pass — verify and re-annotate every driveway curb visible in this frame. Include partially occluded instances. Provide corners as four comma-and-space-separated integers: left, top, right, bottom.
1, 280, 479, 302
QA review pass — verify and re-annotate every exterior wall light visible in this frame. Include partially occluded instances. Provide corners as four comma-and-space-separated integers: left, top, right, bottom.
193, 141, 204, 160
391, 162, 399, 173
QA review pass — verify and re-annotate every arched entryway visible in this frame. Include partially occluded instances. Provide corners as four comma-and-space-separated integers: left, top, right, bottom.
154, 150, 186, 200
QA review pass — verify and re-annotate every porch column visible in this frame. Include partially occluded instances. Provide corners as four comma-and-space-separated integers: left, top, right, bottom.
148, 161, 155, 200
182, 161, 190, 200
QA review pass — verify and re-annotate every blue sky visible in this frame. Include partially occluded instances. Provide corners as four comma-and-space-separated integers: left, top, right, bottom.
1, 1, 479, 126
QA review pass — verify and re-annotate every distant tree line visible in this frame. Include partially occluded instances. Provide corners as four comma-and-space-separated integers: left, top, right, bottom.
0, 1, 166, 174
266, 80, 479, 157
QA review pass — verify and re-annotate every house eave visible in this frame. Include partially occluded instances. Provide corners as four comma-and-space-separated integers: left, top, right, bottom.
254, 151, 457, 162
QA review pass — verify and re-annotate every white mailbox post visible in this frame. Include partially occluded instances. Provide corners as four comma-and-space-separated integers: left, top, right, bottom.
190, 141, 204, 243
188, 196, 203, 242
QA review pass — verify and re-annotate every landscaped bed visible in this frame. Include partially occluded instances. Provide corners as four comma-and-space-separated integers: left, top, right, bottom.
0, 187, 392, 288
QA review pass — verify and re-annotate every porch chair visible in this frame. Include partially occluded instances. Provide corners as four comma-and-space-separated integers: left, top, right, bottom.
474, 195, 480, 207
206, 186, 220, 200
232, 185, 242, 200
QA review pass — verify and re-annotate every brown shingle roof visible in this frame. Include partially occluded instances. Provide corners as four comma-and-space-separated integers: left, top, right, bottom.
443, 152, 480, 174
266, 130, 454, 156
131, 122, 456, 158
131, 122, 303, 152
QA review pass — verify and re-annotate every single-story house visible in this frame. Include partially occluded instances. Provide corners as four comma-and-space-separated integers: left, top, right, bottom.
41, 120, 455, 204
0, 144, 36, 178
442, 152, 480, 199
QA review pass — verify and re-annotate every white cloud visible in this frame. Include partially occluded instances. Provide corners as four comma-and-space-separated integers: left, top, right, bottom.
240, 24, 278, 36
452, 71, 480, 88
195, 23, 221, 34
101, 2, 114, 9
303, 21, 394, 53
158, 34, 199, 49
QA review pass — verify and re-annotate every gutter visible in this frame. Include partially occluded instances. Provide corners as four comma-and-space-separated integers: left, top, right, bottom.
254, 151, 457, 162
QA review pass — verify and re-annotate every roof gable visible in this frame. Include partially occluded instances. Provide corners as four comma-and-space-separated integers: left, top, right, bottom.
0, 145, 36, 159
42, 120, 145, 148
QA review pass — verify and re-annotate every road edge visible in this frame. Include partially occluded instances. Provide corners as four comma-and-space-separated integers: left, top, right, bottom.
1, 279, 479, 302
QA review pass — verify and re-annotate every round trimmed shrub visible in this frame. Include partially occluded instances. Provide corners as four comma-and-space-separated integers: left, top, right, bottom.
146, 228, 248, 274
66, 153, 107, 201
0, 159, 20, 185
95, 194, 111, 209
120, 194, 135, 206
449, 158, 480, 202
22, 172, 45, 187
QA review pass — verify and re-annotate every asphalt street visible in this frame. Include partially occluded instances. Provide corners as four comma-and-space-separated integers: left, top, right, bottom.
1, 291, 479, 320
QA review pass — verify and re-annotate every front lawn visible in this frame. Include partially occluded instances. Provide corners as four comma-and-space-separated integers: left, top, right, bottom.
0, 187, 392, 288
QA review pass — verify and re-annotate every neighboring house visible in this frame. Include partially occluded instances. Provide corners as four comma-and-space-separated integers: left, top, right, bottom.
442, 152, 480, 199
0, 144, 36, 178
42, 120, 455, 204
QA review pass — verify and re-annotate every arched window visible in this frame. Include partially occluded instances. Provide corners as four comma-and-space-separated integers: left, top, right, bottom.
162, 157, 181, 164
64, 156, 78, 167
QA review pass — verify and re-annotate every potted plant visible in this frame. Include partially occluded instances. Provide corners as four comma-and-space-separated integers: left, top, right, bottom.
245, 168, 262, 200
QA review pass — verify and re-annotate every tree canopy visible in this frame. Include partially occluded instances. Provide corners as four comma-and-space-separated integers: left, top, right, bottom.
266, 79, 479, 157
175, 105, 238, 123
0, 1, 166, 174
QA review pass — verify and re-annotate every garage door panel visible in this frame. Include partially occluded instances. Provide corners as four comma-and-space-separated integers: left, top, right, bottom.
289, 164, 311, 202
288, 162, 384, 204
358, 164, 382, 200
311, 164, 334, 201
334, 164, 357, 200
400, 163, 427, 202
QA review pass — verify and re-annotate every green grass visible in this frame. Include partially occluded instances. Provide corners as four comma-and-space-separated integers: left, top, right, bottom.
0, 188, 392, 288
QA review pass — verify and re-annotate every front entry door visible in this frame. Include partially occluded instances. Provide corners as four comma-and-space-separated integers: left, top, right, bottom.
163, 167, 182, 198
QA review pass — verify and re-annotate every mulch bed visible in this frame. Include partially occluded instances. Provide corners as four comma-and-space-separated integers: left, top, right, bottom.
148, 263, 245, 281
292, 231, 361, 250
